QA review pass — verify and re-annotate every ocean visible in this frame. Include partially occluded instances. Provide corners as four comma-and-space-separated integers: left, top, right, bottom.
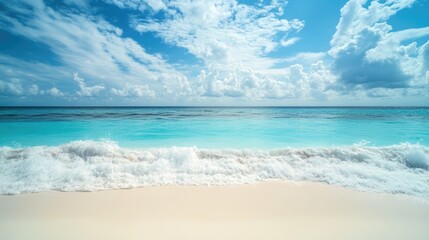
0, 107, 428, 198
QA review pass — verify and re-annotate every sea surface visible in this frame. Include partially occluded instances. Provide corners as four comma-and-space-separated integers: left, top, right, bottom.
0, 107, 428, 198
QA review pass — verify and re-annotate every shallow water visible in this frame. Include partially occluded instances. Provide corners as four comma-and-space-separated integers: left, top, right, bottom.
1, 107, 428, 148
0, 107, 428, 197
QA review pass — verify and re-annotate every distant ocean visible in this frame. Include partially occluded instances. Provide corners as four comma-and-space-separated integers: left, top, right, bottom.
0, 107, 428, 198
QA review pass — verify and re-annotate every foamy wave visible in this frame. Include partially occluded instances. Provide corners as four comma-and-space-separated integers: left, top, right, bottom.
0, 141, 428, 198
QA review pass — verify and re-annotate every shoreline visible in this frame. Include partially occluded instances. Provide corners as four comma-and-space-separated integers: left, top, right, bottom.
1, 181, 428, 240
1, 180, 428, 200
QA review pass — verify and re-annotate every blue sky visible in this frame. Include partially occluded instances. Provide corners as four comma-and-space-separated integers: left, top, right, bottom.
0, 0, 428, 106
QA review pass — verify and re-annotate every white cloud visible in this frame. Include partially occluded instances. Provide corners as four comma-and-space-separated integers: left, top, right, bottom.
330, 0, 415, 56
329, 0, 429, 92
128, 0, 324, 101
0, 80, 24, 95
195, 60, 335, 100
104, 0, 167, 12
0, 79, 41, 97
0, 0, 187, 99
73, 73, 105, 97
282, 52, 327, 66
0, 55, 78, 100
280, 37, 300, 47
28, 84, 39, 95
134, 0, 304, 70
44, 87, 64, 97
1, 0, 427, 105
0, 55, 70, 86
0, 0, 335, 103
111, 84, 155, 98
365, 27, 429, 87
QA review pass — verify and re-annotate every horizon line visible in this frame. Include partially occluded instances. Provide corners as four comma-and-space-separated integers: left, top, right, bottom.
1, 105, 429, 108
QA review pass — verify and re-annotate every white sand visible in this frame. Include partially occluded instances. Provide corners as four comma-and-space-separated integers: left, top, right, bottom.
0, 181, 428, 240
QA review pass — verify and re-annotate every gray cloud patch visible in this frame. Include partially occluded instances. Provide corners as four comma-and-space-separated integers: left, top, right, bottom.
334, 52, 410, 89
332, 24, 411, 90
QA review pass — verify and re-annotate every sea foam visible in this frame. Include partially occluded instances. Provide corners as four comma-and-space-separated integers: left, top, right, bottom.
0, 140, 428, 198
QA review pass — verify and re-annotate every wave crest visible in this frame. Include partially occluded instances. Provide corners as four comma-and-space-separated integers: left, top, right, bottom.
1, 141, 428, 198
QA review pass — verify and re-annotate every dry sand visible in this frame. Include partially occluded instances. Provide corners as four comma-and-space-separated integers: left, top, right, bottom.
0, 181, 428, 240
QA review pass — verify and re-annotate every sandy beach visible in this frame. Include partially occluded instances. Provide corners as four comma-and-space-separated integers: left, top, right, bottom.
0, 181, 428, 240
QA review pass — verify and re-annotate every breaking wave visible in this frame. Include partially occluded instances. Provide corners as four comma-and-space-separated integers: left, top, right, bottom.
0, 140, 428, 198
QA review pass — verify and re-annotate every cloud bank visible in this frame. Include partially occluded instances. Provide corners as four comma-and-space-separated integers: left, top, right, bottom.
0, 0, 428, 105
330, 0, 429, 96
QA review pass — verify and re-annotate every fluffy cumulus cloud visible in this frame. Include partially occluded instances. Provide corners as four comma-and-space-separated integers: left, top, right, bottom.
130, 0, 335, 100
73, 73, 105, 97
195, 60, 335, 100
329, 0, 429, 95
0, 0, 428, 105
44, 87, 64, 97
0, 80, 25, 96
134, 0, 303, 67
111, 84, 155, 98
0, 78, 66, 98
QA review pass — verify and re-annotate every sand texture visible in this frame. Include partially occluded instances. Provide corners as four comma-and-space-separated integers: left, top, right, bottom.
1, 182, 428, 240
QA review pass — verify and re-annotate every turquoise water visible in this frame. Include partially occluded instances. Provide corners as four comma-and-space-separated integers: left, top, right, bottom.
1, 107, 428, 148
1, 107, 428, 197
